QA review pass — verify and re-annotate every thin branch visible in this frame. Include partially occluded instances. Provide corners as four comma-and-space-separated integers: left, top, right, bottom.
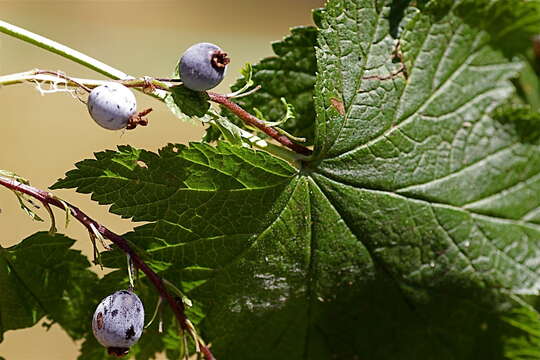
0, 69, 168, 100
0, 175, 215, 360
0, 20, 128, 80
207, 92, 313, 156
0, 69, 109, 88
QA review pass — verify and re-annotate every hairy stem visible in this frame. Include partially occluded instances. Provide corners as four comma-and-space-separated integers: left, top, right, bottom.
0, 70, 108, 88
34, 70, 92, 92
207, 92, 313, 156
0, 176, 215, 360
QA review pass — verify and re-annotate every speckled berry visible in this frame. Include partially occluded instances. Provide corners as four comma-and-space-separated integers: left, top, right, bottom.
92, 290, 145, 357
179, 42, 229, 91
87, 82, 137, 130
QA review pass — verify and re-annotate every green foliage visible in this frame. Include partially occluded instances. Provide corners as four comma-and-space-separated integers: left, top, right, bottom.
494, 103, 540, 143
0, 232, 97, 341
52, 142, 298, 359
453, 0, 540, 55
516, 58, 540, 111
5, 0, 540, 359
165, 85, 210, 119
502, 306, 540, 359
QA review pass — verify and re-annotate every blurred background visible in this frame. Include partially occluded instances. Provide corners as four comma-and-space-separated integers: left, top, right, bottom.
0, 1, 324, 358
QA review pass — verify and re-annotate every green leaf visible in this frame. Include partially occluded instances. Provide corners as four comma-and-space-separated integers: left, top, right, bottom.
211, 26, 318, 144
205, 113, 244, 146
165, 85, 210, 119
502, 306, 540, 360
454, 0, 540, 56
517, 64, 540, 110
52, 142, 295, 222
493, 103, 540, 143
515, 53, 540, 111
0, 232, 97, 341
51, 0, 540, 359
310, 0, 540, 357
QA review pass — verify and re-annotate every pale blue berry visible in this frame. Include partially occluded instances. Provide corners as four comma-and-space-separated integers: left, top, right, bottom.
87, 83, 137, 130
92, 290, 145, 356
179, 42, 229, 91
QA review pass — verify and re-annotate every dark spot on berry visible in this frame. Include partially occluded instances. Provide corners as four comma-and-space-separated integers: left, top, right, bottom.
104, 307, 108, 315
107, 347, 129, 357
136, 307, 140, 313
111, 309, 118, 317
96, 312, 104, 330
116, 104, 120, 109
125, 325, 135, 340
119, 290, 130, 295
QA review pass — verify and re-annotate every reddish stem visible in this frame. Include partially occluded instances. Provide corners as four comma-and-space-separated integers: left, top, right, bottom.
207, 92, 313, 156
0, 176, 215, 360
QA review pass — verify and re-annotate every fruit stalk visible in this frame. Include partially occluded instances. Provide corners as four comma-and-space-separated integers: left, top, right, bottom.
0, 175, 216, 360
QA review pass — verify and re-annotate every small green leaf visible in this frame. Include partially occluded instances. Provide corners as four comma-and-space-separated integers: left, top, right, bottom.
206, 114, 244, 146
226, 63, 255, 98
165, 85, 210, 119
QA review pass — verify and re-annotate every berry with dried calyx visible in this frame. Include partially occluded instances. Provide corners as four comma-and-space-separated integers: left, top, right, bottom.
179, 42, 229, 91
87, 82, 137, 130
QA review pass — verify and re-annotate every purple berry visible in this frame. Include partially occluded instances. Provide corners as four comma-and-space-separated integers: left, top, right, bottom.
179, 42, 229, 91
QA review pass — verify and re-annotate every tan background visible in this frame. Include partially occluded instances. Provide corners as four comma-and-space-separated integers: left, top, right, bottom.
0, 1, 323, 358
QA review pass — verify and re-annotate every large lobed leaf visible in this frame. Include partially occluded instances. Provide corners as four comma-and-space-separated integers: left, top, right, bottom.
50, 0, 540, 359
